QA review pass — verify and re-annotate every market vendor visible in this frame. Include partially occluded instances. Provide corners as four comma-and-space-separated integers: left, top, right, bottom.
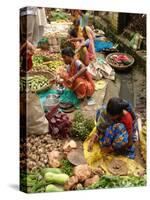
59, 47, 95, 100
37, 37, 50, 50
88, 97, 137, 159
81, 26, 96, 61
69, 25, 96, 62
20, 40, 36, 71
71, 19, 83, 38
70, 9, 82, 22
69, 29, 90, 66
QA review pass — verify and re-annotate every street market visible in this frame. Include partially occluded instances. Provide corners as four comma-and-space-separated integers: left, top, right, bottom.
20, 8, 146, 193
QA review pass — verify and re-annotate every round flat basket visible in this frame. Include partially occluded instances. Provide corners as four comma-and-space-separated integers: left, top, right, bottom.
27, 71, 55, 93
67, 149, 87, 166
107, 159, 128, 176
106, 52, 135, 71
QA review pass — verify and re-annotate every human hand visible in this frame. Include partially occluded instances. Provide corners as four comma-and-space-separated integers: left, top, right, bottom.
101, 146, 114, 153
67, 77, 75, 84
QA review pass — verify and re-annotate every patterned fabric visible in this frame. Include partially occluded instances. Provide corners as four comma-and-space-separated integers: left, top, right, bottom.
99, 123, 135, 159
99, 123, 128, 149
96, 101, 138, 140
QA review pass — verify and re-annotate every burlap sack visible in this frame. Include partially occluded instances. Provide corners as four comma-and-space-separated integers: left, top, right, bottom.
26, 92, 49, 135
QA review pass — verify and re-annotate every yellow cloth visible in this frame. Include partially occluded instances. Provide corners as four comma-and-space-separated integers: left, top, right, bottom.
83, 127, 145, 176
95, 80, 106, 91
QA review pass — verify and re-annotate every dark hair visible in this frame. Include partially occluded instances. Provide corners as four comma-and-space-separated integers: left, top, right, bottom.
73, 19, 80, 26
82, 10, 87, 14
69, 29, 77, 38
61, 47, 75, 57
107, 97, 129, 116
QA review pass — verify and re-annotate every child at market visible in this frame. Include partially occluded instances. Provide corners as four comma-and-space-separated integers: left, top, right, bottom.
88, 97, 137, 159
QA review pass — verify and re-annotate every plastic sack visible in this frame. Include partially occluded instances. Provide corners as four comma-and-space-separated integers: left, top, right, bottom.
26, 92, 49, 135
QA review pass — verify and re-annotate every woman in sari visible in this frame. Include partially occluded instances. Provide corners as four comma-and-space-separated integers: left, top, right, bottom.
69, 29, 90, 66
82, 26, 96, 61
88, 97, 137, 159
59, 47, 95, 100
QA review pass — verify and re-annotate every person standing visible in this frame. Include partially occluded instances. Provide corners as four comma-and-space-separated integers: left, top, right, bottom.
20, 7, 39, 45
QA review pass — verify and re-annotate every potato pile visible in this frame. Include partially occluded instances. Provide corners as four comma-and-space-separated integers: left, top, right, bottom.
140, 122, 146, 162
20, 134, 65, 172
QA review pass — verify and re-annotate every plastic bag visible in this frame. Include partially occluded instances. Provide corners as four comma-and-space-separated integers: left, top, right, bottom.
26, 92, 49, 135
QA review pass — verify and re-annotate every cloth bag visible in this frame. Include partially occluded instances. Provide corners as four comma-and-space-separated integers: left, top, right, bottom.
26, 92, 49, 135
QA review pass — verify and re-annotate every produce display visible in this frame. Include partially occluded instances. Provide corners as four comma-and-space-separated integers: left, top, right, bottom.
20, 75, 49, 92
106, 53, 134, 70
71, 112, 95, 141
32, 55, 64, 73
20, 168, 69, 193
87, 175, 146, 189
46, 111, 72, 139
60, 159, 74, 176
51, 11, 69, 21
20, 134, 65, 172
140, 122, 146, 162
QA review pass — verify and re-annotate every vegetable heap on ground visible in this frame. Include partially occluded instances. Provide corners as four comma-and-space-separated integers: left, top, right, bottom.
32, 55, 64, 73
87, 175, 146, 189
20, 75, 49, 92
51, 11, 69, 22
46, 111, 72, 139
140, 122, 146, 162
20, 168, 69, 193
71, 111, 95, 141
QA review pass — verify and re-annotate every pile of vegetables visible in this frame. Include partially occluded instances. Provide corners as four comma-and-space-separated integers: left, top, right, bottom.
32, 55, 50, 66
87, 175, 146, 189
32, 55, 64, 73
71, 112, 95, 141
46, 111, 72, 139
140, 122, 146, 162
60, 159, 74, 176
20, 75, 49, 92
20, 168, 69, 193
51, 11, 68, 22
20, 134, 64, 171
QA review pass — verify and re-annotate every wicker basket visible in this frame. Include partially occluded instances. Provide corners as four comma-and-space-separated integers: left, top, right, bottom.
26, 70, 56, 93
106, 53, 135, 71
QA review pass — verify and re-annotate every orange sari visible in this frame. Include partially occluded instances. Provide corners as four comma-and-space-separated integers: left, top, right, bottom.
62, 59, 95, 99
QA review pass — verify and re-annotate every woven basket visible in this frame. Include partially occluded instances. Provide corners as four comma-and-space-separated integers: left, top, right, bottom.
27, 70, 55, 93
106, 52, 135, 71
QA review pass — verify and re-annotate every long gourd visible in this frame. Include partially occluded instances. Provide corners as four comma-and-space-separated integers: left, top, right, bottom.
44, 172, 69, 185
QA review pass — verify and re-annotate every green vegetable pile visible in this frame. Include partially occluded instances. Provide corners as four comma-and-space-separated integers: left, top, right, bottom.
32, 55, 50, 66
60, 159, 74, 176
20, 168, 69, 193
71, 112, 95, 141
20, 75, 49, 92
51, 11, 68, 21
87, 175, 147, 189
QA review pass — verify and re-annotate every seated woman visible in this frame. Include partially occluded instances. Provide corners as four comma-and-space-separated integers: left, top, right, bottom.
34, 37, 50, 55
59, 47, 95, 100
69, 26, 96, 61
88, 97, 137, 159
69, 29, 90, 66
82, 26, 96, 61
71, 19, 83, 38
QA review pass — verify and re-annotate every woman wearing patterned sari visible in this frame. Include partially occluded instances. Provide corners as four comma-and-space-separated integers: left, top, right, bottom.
88, 97, 137, 159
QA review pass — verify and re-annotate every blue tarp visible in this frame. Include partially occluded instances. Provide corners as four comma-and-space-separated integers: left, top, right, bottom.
94, 39, 113, 52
